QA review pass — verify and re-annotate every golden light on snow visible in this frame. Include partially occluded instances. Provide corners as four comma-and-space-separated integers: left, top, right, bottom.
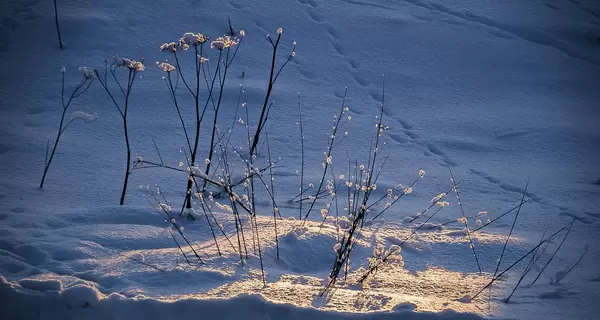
91, 214, 521, 317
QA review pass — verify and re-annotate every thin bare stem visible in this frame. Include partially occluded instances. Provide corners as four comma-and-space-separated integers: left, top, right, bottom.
531, 219, 575, 285
471, 221, 574, 301
53, 0, 63, 49
448, 166, 482, 273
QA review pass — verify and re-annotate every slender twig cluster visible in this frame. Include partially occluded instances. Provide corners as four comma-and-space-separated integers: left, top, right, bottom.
318, 77, 428, 295
158, 31, 244, 212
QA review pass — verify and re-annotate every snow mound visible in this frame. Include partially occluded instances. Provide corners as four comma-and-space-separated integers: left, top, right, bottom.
18, 278, 62, 293
61, 283, 105, 308
0, 276, 485, 320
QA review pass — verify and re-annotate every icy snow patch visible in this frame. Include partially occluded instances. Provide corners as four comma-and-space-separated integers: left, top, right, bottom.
71, 111, 98, 123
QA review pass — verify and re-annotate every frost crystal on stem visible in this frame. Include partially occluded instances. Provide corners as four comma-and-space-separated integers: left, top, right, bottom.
78, 66, 95, 79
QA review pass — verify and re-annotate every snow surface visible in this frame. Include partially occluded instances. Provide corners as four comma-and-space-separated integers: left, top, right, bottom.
1, 0, 599, 319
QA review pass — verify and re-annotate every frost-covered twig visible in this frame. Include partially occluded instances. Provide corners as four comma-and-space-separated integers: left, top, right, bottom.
430, 198, 525, 230
492, 178, 529, 287
472, 199, 531, 233
504, 227, 547, 303
297, 93, 305, 220
40, 68, 95, 188
144, 188, 204, 265
471, 221, 574, 301
303, 87, 349, 222
266, 134, 280, 260
553, 244, 588, 285
531, 218, 575, 285
369, 174, 425, 221
448, 166, 482, 273
94, 57, 144, 205
322, 77, 388, 295
152, 138, 164, 166
202, 33, 245, 192
250, 28, 296, 155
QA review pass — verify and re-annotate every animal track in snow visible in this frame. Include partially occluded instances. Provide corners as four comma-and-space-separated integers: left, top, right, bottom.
495, 129, 535, 140
469, 169, 501, 184
469, 168, 548, 205
350, 72, 370, 87
306, 8, 325, 23
559, 211, 592, 224
331, 41, 345, 55
348, 59, 360, 70
0, 0, 41, 53
296, 66, 317, 80
388, 132, 409, 144
228, 1, 243, 10
426, 143, 444, 156
325, 25, 340, 39
403, 130, 419, 140
400, 0, 600, 65
254, 20, 270, 34
297, 0, 319, 8
340, 0, 393, 11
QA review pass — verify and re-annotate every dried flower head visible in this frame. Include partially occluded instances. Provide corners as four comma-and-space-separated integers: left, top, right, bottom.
277, 27, 283, 35
435, 201, 449, 207
157, 62, 175, 72
431, 193, 447, 203
239, 30, 246, 37
160, 42, 177, 52
419, 169, 425, 177
114, 56, 144, 71
179, 32, 207, 46
130, 61, 144, 71
211, 36, 237, 50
